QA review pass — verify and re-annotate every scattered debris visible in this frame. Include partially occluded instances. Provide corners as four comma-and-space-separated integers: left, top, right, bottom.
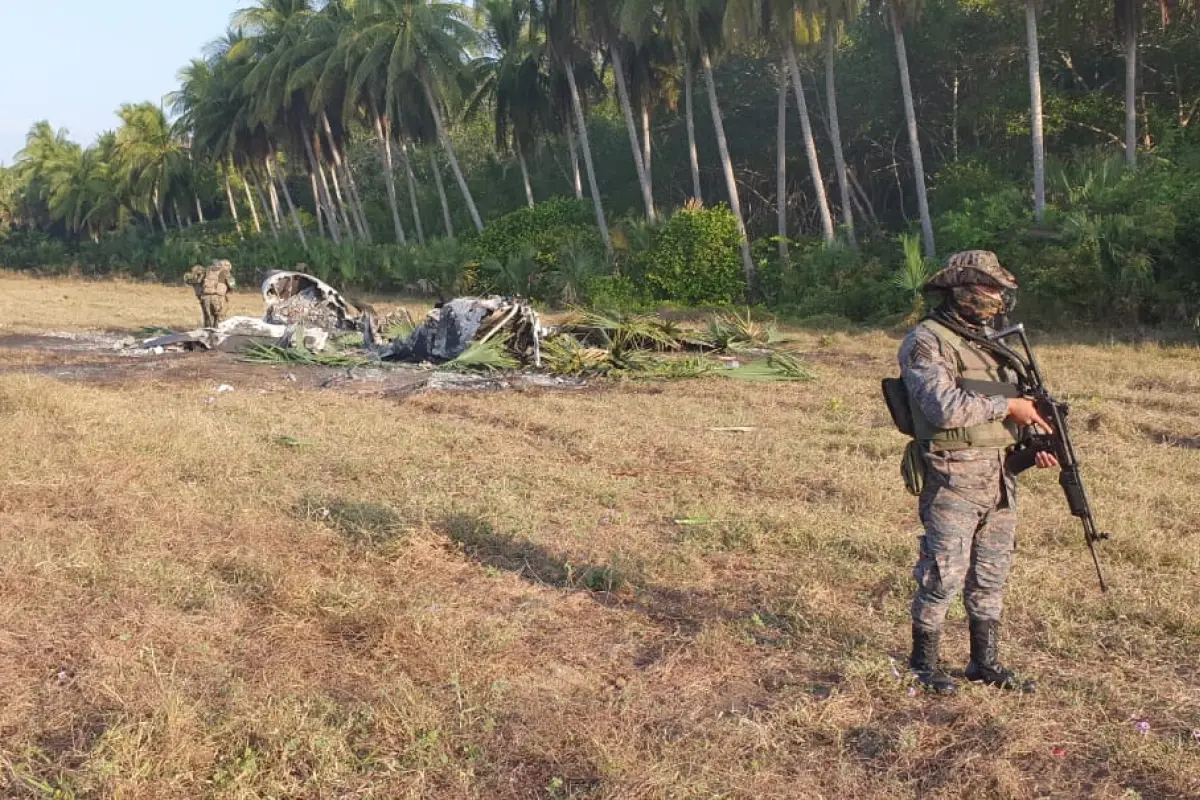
217, 384, 234, 393
117, 268, 817, 393
710, 426, 756, 433
369, 296, 546, 366
262, 270, 359, 330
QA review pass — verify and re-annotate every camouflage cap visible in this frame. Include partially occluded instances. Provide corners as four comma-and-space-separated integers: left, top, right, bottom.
924, 250, 1018, 292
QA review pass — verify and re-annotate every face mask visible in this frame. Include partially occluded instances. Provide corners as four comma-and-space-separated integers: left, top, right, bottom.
951, 286, 1006, 324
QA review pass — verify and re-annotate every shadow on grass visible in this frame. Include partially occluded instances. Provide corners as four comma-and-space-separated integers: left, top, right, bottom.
296, 495, 407, 545
1137, 424, 1200, 450
438, 512, 769, 639
439, 513, 630, 592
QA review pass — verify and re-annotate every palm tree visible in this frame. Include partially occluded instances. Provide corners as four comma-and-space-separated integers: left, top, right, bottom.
114, 103, 186, 232
353, 0, 485, 233
598, 0, 656, 222
821, 0, 859, 243
1024, 0, 1046, 220
544, 0, 612, 253
884, 0, 935, 258
469, 0, 551, 208
621, 30, 675, 194
661, 0, 702, 201
776, 1, 836, 244
1116, 0, 1139, 167
776, 61, 789, 260
692, 0, 755, 285
14, 121, 81, 231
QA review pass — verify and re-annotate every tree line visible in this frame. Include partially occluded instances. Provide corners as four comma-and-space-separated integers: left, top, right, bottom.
2, 0, 1198, 290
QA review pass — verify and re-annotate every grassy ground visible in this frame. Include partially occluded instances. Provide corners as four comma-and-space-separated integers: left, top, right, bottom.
0, 273, 1197, 799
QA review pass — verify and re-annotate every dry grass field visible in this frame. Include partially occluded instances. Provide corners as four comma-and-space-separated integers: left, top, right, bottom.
0, 272, 1197, 799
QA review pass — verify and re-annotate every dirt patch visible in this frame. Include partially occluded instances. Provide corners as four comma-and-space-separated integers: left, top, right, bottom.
0, 334, 586, 398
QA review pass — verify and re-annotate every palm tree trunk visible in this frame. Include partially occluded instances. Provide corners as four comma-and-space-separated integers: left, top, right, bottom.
317, 136, 356, 240
777, 66, 789, 262
374, 109, 407, 244
888, 4, 936, 259
343, 161, 372, 243
268, 152, 307, 250
825, 26, 856, 246
240, 171, 262, 234
322, 160, 352, 241
173, 199, 185, 231
252, 174, 279, 241
322, 113, 370, 241
421, 76, 484, 232
154, 186, 167, 233
430, 151, 455, 238
194, 194, 205, 225
518, 147, 535, 208
785, 40, 835, 244
1025, 0, 1046, 221
701, 46, 755, 288
304, 132, 341, 243
562, 56, 611, 254
398, 137, 425, 245
311, 171, 326, 238
684, 60, 702, 202
1124, 19, 1138, 167
264, 164, 284, 230
223, 166, 242, 237
565, 121, 583, 199
610, 45, 656, 223
641, 102, 652, 187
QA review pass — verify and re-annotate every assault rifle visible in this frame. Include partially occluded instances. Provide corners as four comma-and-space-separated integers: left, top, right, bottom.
984, 322, 1110, 593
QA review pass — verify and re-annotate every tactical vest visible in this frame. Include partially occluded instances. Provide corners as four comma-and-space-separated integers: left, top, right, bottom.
909, 319, 1019, 451
201, 267, 227, 297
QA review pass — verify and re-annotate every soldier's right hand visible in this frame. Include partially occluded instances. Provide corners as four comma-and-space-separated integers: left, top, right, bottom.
1006, 397, 1053, 433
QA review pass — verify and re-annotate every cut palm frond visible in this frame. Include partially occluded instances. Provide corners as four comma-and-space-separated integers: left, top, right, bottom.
242, 343, 371, 368
704, 308, 775, 352
541, 334, 611, 376
560, 309, 684, 351
442, 334, 520, 372
724, 352, 816, 382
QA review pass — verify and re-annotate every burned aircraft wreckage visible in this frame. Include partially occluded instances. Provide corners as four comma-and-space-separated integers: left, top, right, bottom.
144, 269, 546, 366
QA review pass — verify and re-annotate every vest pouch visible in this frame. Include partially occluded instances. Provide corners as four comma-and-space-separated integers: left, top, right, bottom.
882, 377, 915, 437
201, 270, 222, 295
901, 440, 926, 496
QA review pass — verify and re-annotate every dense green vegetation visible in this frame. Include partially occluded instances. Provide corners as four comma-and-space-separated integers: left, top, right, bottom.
1, 0, 1198, 325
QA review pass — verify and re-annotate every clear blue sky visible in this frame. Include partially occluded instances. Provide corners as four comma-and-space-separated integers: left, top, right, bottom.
0, 1, 244, 165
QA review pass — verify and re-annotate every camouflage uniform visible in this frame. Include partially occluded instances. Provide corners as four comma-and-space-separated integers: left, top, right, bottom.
899, 324, 1017, 631
185, 260, 236, 328
898, 250, 1032, 694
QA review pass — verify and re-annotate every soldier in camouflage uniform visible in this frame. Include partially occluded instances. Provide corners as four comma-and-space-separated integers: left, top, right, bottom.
184, 260, 237, 328
898, 250, 1057, 695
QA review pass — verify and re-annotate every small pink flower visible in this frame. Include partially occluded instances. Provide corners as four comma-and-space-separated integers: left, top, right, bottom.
1191, 729, 1200, 744
1134, 720, 1150, 735
907, 687, 918, 697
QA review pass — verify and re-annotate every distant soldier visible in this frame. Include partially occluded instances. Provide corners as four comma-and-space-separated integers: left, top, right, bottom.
896, 250, 1058, 695
184, 260, 237, 328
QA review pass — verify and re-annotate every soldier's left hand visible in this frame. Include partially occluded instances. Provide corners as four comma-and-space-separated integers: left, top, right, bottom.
1034, 451, 1059, 469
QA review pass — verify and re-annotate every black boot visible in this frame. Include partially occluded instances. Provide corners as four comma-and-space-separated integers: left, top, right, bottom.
909, 624, 957, 695
964, 619, 1035, 693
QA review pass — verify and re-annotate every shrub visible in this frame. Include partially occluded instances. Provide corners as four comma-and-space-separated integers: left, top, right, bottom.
634, 204, 746, 305
468, 197, 598, 271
